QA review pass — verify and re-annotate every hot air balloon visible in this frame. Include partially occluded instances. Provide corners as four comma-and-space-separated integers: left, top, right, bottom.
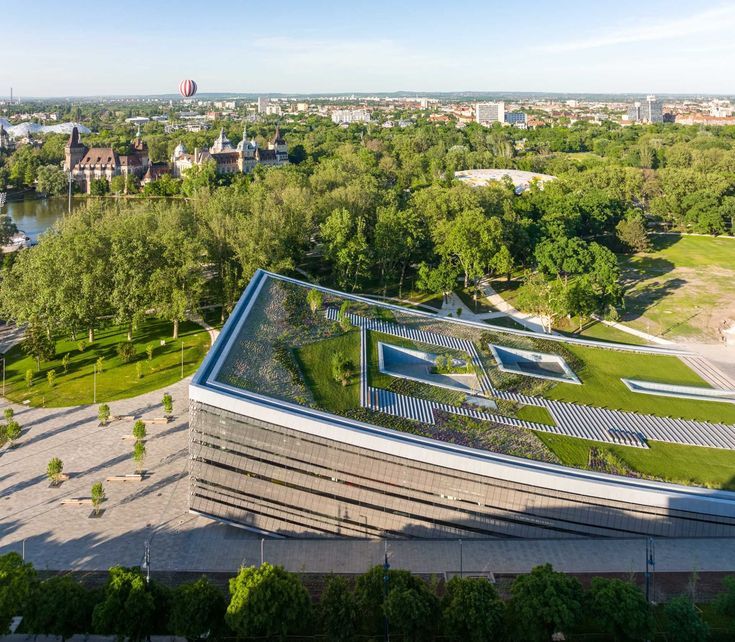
178, 79, 198, 98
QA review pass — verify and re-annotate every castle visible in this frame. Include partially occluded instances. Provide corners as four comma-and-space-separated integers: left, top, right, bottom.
64, 127, 150, 193
171, 125, 288, 177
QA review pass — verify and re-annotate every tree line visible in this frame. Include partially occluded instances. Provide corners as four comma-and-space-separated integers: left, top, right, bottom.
1, 553, 729, 641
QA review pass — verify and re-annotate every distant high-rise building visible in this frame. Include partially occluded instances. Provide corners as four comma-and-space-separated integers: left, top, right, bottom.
627, 95, 663, 123
475, 102, 505, 125
257, 96, 269, 114
331, 109, 371, 124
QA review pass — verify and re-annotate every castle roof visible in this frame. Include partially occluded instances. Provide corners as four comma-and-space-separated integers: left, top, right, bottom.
78, 148, 119, 168
272, 125, 285, 145
67, 126, 85, 148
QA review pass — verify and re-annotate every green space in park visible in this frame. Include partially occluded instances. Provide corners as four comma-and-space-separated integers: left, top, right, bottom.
619, 234, 735, 341
542, 343, 735, 424
4, 319, 211, 407
535, 431, 735, 490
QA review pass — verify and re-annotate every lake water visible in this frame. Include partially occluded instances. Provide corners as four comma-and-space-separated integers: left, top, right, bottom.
1, 198, 77, 243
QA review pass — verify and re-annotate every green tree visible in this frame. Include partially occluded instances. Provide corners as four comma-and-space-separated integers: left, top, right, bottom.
91, 566, 155, 641
331, 351, 355, 386
169, 577, 226, 641
25, 369, 33, 389
89, 178, 109, 196
490, 244, 514, 280
225, 563, 312, 641
98, 403, 110, 426
416, 261, 460, 302
441, 576, 505, 642
91, 482, 105, 516
664, 596, 708, 642
3, 408, 13, 422
61, 353, 70, 373
616, 214, 651, 253
47, 457, 64, 485
132, 419, 147, 441
0, 552, 38, 634
5, 420, 21, 444
162, 392, 173, 416
321, 208, 371, 290
35, 165, 68, 196
383, 584, 439, 642
46, 369, 56, 388
22, 319, 55, 370
27, 575, 92, 641
508, 564, 583, 642
319, 576, 358, 642
132, 440, 146, 474
587, 577, 652, 642
307, 288, 323, 314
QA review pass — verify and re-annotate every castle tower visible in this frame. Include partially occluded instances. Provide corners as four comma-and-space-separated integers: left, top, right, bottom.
0, 124, 9, 151
270, 124, 288, 163
64, 126, 87, 171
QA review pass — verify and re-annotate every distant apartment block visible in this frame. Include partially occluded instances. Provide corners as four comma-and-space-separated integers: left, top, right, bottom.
504, 112, 527, 126
257, 96, 269, 114
475, 101, 505, 125
627, 95, 664, 123
331, 109, 371, 124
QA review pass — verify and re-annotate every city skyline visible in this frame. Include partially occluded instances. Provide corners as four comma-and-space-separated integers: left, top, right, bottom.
3, 0, 735, 97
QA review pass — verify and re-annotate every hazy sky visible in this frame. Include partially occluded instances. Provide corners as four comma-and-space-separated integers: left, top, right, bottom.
3, 0, 735, 96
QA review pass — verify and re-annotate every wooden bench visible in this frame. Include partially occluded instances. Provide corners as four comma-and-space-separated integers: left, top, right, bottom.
111, 414, 136, 422
60, 498, 93, 505
106, 474, 144, 482
143, 417, 171, 425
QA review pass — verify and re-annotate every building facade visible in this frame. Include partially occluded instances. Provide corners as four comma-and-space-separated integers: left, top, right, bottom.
331, 109, 371, 124
627, 95, 664, 123
475, 102, 505, 125
188, 270, 735, 539
171, 126, 288, 177
63, 127, 150, 193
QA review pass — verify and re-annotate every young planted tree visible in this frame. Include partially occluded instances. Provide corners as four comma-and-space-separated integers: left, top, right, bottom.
91, 482, 105, 516
146, 344, 154, 361
98, 403, 110, 426
46, 457, 64, 485
3, 408, 13, 422
133, 441, 146, 474
46, 369, 56, 388
132, 420, 147, 442
306, 288, 323, 314
91, 566, 155, 640
586, 577, 652, 642
61, 353, 70, 374
331, 351, 355, 387
25, 369, 33, 389
162, 392, 173, 417
22, 319, 55, 371
5, 420, 21, 444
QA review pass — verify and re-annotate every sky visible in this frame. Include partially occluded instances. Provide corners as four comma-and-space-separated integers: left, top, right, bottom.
3, 0, 735, 97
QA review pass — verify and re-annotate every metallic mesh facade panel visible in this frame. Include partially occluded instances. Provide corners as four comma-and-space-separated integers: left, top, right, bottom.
189, 401, 735, 538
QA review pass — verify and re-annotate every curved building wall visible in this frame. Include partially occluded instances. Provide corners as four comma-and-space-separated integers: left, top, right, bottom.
189, 397, 735, 539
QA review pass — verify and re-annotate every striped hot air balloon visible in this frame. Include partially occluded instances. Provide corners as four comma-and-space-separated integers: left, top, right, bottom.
178, 79, 198, 98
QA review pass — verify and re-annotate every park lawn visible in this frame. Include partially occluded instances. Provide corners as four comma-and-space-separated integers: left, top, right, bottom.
490, 278, 524, 308
543, 343, 735, 424
619, 234, 735, 341
294, 330, 361, 413
516, 405, 556, 426
535, 431, 735, 490
455, 287, 494, 314
555, 319, 649, 346
4, 319, 211, 407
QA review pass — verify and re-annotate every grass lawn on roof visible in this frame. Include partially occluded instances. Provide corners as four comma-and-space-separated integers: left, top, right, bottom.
4, 318, 210, 407
535, 431, 735, 490
542, 342, 735, 424
294, 330, 361, 413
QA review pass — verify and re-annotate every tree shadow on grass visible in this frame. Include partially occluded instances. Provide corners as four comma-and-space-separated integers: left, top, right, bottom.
622, 277, 687, 322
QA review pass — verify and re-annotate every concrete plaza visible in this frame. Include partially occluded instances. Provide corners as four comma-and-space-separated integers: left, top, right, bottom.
2, 377, 735, 580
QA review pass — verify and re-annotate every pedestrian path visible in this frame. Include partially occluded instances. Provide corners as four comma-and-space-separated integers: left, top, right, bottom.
681, 355, 735, 390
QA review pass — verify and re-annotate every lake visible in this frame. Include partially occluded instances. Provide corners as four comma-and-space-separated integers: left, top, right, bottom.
1, 197, 78, 243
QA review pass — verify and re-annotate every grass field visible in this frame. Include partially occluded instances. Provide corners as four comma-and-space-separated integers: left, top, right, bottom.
620, 234, 735, 341
543, 343, 735, 424
517, 405, 556, 426
5, 319, 211, 407
483, 316, 528, 331
535, 431, 735, 490
455, 287, 494, 314
294, 330, 361, 412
